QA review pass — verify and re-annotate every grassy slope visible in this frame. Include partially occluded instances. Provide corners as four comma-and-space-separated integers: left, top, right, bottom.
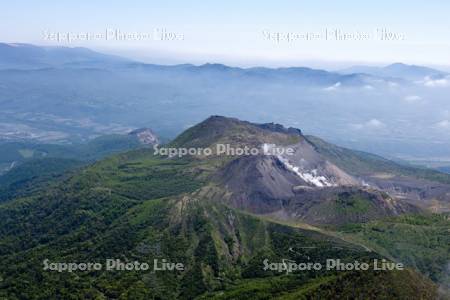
334, 214, 450, 286
0, 134, 143, 164
199, 269, 438, 300
303, 135, 450, 292
0, 157, 83, 202
0, 149, 438, 299
306, 135, 450, 184
0, 134, 146, 203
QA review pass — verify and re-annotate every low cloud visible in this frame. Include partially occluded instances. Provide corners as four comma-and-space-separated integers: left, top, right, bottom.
421, 76, 450, 87
324, 82, 341, 91
351, 119, 386, 130
388, 81, 398, 87
434, 120, 450, 129
403, 95, 422, 103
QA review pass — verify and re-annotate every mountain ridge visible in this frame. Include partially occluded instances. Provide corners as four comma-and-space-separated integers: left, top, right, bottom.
339, 62, 448, 80
0, 115, 447, 299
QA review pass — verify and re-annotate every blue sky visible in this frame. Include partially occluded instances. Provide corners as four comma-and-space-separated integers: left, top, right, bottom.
2, 0, 450, 68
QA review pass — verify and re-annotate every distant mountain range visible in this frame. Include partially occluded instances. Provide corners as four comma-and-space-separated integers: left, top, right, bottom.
1, 43, 447, 82
339, 62, 448, 81
0, 43, 130, 69
0, 43, 381, 88
1, 42, 450, 161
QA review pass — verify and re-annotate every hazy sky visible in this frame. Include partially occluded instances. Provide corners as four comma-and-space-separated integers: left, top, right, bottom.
2, 0, 450, 68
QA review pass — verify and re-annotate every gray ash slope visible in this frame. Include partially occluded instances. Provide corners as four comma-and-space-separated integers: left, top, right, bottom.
176, 116, 449, 224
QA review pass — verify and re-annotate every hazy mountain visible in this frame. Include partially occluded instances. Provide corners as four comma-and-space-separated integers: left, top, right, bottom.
0, 43, 130, 69
1, 43, 450, 161
339, 62, 448, 81
0, 43, 385, 86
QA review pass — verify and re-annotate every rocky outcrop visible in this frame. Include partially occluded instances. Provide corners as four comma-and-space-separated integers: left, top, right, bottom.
128, 128, 160, 145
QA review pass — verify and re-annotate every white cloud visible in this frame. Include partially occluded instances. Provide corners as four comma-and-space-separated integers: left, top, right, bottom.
324, 82, 341, 91
403, 95, 422, 103
434, 120, 450, 129
363, 85, 374, 90
442, 110, 450, 119
366, 119, 385, 128
388, 81, 398, 87
421, 76, 450, 87
351, 119, 386, 130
